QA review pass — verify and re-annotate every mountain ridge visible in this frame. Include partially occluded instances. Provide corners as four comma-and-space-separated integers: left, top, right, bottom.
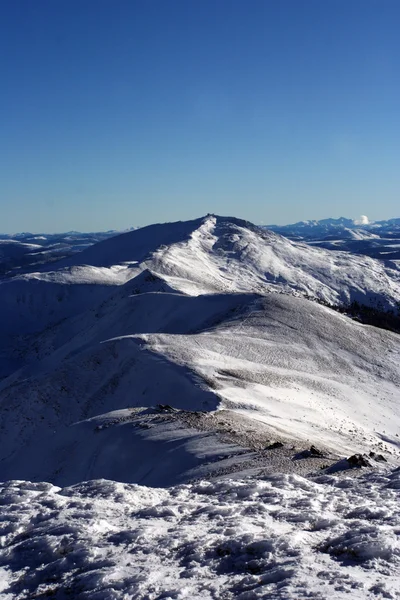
0, 214, 399, 488
266, 215, 400, 238
1, 214, 399, 342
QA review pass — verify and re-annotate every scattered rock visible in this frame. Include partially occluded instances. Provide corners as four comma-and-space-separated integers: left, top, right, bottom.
266, 441, 284, 450
309, 445, 324, 457
369, 452, 387, 463
324, 458, 352, 474
347, 454, 371, 468
293, 445, 325, 460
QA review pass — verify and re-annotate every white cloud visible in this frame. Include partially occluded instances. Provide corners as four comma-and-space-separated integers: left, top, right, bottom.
354, 215, 369, 225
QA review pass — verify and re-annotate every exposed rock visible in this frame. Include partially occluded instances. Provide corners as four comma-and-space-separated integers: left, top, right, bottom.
266, 441, 284, 450
369, 451, 388, 463
309, 445, 324, 457
347, 454, 371, 468
157, 404, 174, 412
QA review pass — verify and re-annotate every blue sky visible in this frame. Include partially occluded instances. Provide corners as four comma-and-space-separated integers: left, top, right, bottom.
1, 0, 399, 232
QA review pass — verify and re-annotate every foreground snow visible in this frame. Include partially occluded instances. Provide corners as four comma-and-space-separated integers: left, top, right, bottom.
1, 469, 400, 599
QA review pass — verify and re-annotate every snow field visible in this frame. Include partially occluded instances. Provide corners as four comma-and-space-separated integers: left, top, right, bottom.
1, 290, 399, 484
1, 469, 400, 599
141, 293, 400, 457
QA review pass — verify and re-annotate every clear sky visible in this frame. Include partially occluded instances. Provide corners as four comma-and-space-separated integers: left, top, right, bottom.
1, 0, 399, 232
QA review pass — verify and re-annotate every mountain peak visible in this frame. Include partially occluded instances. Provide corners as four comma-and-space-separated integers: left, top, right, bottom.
18, 214, 396, 312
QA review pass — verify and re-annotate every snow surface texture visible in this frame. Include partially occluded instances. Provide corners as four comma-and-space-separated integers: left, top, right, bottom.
1, 469, 400, 599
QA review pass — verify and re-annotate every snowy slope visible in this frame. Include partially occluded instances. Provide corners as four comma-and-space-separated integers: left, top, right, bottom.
142, 294, 400, 454
0, 214, 399, 487
50, 217, 206, 268
1, 470, 400, 599
0, 290, 399, 484
1, 214, 400, 598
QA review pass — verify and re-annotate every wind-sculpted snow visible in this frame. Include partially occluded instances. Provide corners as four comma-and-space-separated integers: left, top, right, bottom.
1, 470, 400, 599
1, 291, 399, 484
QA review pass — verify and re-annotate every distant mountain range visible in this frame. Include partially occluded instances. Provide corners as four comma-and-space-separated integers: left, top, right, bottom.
265, 217, 400, 234
266, 216, 400, 236
264, 217, 400, 262
0, 230, 119, 277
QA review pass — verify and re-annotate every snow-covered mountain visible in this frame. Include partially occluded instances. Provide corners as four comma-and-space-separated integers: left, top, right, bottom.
266, 216, 400, 238
3, 215, 400, 334
0, 214, 399, 486
0, 230, 119, 278
265, 217, 400, 263
1, 214, 400, 599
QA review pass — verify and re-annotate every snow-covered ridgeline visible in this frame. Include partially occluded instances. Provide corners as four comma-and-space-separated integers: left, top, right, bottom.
2, 215, 400, 335
0, 216, 399, 485
0, 215, 399, 598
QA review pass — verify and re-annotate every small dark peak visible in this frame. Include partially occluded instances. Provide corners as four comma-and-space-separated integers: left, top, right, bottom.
156, 404, 174, 412
347, 454, 371, 468
322, 453, 373, 474
266, 441, 284, 450
309, 445, 324, 457
293, 445, 325, 460
369, 451, 388, 463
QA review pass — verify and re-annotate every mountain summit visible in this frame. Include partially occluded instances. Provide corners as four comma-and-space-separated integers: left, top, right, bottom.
36, 214, 400, 310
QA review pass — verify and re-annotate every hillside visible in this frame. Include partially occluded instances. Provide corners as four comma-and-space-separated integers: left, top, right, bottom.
0, 216, 399, 487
